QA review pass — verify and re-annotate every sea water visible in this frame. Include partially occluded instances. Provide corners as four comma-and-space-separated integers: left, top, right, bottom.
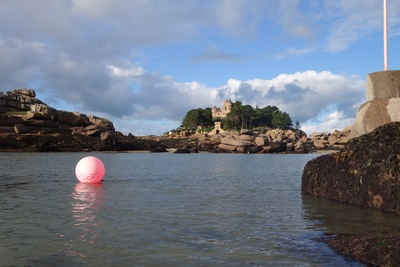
1, 152, 400, 266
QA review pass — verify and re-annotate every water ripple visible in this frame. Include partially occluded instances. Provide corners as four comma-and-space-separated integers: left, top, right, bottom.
0, 153, 388, 266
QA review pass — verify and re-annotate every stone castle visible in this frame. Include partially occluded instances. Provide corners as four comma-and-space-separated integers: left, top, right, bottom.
212, 99, 233, 118
209, 100, 233, 135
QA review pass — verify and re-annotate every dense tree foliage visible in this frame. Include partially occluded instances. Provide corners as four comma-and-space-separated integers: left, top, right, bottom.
180, 108, 213, 130
180, 102, 294, 132
221, 101, 293, 130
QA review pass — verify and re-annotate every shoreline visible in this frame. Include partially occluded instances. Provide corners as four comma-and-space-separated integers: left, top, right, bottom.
0, 132, 341, 154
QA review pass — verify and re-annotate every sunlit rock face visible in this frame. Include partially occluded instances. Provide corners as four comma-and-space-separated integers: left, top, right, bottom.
349, 98, 400, 139
350, 70, 400, 139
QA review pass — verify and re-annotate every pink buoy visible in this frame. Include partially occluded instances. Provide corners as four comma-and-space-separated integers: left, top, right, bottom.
75, 156, 105, 183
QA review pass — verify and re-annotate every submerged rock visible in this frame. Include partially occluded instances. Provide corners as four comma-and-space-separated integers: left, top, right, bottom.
173, 148, 191, 153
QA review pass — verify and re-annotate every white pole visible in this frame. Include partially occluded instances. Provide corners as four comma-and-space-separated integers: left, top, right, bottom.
384, 0, 388, 70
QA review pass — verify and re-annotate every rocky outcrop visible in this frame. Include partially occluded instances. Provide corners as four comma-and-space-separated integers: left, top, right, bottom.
0, 90, 223, 152
26, 104, 57, 120
309, 127, 350, 150
0, 88, 43, 112
156, 126, 352, 154
210, 127, 351, 154
302, 122, 400, 214
0, 89, 115, 137
349, 98, 400, 139
56, 110, 88, 126
219, 134, 257, 152
88, 115, 114, 130
0, 89, 144, 152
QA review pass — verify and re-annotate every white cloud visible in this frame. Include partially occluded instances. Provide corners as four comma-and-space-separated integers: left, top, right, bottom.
108, 64, 145, 77
0, 34, 366, 136
112, 69, 364, 135
302, 109, 356, 134
215, 70, 365, 135
100, 72, 361, 136
1, 1, 389, 136
113, 118, 181, 136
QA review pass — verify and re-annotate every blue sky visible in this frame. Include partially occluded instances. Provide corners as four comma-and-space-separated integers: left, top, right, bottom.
1, 0, 400, 135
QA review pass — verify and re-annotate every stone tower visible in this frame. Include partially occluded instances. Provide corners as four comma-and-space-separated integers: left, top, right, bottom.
212, 99, 233, 118
210, 100, 233, 135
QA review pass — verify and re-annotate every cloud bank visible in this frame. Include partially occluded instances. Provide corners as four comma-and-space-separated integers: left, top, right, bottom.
0, 0, 396, 135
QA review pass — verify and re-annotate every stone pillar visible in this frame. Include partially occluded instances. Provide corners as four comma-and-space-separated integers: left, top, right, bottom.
366, 70, 400, 101
349, 70, 400, 139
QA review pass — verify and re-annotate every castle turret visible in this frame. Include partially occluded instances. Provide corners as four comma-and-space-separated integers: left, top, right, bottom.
212, 100, 233, 119
212, 106, 217, 117
223, 100, 233, 113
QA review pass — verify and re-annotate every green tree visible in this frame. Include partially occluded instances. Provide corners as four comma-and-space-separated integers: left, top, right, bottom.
253, 106, 275, 127
294, 120, 301, 130
181, 108, 213, 130
221, 101, 243, 130
271, 111, 292, 128
242, 104, 255, 129
221, 102, 258, 130
180, 102, 294, 132
201, 108, 213, 126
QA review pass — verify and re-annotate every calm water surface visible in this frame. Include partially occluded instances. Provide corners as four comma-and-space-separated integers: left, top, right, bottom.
1, 152, 400, 266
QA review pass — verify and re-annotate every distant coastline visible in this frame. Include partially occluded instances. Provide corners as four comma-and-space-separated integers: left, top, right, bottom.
1, 89, 350, 153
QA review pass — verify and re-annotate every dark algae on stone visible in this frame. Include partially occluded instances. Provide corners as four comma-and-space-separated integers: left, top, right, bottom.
302, 122, 400, 266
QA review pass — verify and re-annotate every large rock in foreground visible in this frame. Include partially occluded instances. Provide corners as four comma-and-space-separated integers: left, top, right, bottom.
302, 122, 400, 214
